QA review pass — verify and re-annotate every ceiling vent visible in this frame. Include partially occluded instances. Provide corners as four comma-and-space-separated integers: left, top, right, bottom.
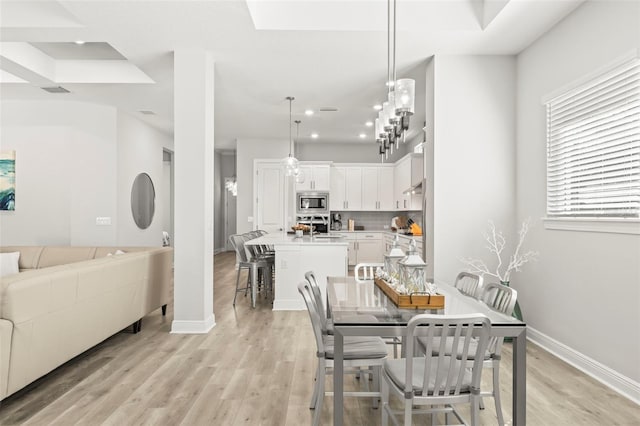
139, 110, 156, 115
319, 107, 338, 112
41, 86, 70, 94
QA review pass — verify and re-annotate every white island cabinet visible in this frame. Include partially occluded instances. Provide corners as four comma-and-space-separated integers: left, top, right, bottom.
246, 234, 348, 310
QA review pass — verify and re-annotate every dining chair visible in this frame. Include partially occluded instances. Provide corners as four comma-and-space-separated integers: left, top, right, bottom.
476, 282, 518, 426
454, 271, 484, 298
354, 262, 384, 282
228, 234, 273, 307
304, 270, 380, 334
298, 281, 388, 426
381, 313, 491, 426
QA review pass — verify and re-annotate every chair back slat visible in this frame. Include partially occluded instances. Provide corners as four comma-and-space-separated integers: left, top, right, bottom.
454, 272, 484, 298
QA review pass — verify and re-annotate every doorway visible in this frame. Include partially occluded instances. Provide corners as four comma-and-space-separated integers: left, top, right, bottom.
162, 149, 174, 246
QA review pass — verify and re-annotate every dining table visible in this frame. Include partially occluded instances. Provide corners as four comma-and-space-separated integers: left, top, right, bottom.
327, 276, 527, 425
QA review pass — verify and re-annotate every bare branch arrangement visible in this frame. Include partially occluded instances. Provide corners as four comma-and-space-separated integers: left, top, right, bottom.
460, 219, 539, 282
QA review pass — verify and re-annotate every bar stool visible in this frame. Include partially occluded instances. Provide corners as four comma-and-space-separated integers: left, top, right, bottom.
229, 234, 273, 308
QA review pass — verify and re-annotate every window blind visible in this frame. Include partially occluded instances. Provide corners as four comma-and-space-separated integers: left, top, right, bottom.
546, 58, 640, 218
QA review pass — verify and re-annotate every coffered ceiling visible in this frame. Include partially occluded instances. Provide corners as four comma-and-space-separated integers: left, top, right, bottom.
0, 0, 584, 150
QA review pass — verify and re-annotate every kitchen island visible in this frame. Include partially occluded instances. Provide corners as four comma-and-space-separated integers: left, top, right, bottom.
245, 233, 348, 310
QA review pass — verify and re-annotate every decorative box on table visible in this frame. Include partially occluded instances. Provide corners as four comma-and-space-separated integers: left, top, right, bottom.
374, 277, 444, 309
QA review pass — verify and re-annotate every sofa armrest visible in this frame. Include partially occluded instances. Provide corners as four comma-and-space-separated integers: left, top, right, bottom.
0, 319, 12, 400
143, 247, 173, 315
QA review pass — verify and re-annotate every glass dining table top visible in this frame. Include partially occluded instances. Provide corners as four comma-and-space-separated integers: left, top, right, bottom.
327, 276, 524, 327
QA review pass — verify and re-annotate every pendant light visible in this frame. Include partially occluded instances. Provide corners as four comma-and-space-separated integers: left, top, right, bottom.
282, 96, 299, 176
376, 0, 416, 160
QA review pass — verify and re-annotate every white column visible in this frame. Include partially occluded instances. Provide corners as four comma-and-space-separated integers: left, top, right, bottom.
171, 49, 215, 333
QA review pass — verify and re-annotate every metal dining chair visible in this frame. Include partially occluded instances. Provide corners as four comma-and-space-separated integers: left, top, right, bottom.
381, 314, 492, 426
454, 271, 484, 298
305, 270, 400, 358
415, 281, 517, 426
298, 281, 388, 426
476, 282, 518, 426
354, 262, 384, 282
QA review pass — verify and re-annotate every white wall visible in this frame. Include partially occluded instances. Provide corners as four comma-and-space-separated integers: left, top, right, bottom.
516, 0, 640, 387
296, 141, 413, 163
117, 111, 173, 246
0, 101, 118, 245
236, 138, 289, 234
0, 100, 173, 247
432, 55, 516, 282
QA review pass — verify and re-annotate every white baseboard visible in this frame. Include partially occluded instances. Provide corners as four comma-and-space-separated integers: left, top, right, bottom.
272, 299, 305, 311
527, 326, 640, 405
170, 314, 216, 334
213, 248, 224, 255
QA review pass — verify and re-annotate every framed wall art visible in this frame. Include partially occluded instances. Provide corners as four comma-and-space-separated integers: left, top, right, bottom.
0, 150, 16, 211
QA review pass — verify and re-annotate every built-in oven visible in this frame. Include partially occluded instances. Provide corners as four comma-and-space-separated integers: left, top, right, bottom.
296, 191, 329, 215
296, 215, 329, 234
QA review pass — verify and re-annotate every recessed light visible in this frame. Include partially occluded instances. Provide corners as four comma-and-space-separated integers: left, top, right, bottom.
311, 133, 319, 139
305, 109, 314, 116
74, 40, 86, 45
365, 121, 373, 127
373, 104, 383, 111
359, 133, 367, 138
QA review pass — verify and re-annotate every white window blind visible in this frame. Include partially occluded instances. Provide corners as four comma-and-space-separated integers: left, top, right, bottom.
546, 58, 640, 218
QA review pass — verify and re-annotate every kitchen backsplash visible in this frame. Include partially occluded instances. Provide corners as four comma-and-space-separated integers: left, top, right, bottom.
333, 211, 422, 231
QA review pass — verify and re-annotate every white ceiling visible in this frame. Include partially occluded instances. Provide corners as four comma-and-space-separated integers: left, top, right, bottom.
0, 0, 584, 150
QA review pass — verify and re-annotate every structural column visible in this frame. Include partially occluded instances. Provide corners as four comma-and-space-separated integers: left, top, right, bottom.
171, 49, 215, 333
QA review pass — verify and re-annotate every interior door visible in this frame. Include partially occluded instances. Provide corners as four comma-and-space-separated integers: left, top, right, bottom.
256, 162, 285, 233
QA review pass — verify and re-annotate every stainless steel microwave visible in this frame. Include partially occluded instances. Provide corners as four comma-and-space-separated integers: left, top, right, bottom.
296, 192, 329, 215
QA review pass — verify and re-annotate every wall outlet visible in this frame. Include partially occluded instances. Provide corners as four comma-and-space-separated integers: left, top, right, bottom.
96, 217, 111, 226
383, 225, 389, 229
248, 216, 254, 222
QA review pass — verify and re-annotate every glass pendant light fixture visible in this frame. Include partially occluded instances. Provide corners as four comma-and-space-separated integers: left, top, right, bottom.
282, 96, 299, 177
376, 0, 416, 159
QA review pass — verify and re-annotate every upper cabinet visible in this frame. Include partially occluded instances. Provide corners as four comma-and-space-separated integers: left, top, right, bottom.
295, 163, 331, 192
362, 166, 395, 211
330, 154, 422, 212
393, 153, 423, 211
331, 166, 362, 210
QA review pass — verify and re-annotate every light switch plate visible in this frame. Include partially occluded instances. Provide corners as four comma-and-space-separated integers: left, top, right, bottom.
96, 217, 111, 226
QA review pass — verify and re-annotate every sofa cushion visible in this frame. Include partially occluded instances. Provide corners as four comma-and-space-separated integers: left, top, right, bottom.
37, 247, 97, 269
93, 247, 148, 258
0, 246, 43, 271
0, 252, 20, 278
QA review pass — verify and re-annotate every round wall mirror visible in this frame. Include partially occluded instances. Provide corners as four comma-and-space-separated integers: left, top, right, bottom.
131, 172, 155, 229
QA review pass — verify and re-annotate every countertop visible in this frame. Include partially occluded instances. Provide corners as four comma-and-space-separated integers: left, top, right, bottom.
246, 234, 348, 247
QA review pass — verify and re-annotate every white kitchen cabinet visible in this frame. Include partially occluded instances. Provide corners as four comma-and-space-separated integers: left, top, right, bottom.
295, 163, 331, 191
339, 232, 383, 266
394, 154, 422, 211
330, 166, 362, 210
361, 166, 394, 211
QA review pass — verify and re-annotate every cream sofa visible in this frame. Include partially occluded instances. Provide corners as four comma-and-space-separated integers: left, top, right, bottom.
0, 245, 173, 401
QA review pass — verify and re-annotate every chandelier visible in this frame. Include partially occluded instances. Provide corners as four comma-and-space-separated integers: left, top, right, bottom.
282, 96, 300, 176
375, 0, 415, 161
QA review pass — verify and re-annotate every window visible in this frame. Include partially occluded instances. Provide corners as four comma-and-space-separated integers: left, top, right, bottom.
546, 57, 640, 221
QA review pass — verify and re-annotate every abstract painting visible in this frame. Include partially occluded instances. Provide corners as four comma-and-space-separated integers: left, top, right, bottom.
0, 150, 15, 211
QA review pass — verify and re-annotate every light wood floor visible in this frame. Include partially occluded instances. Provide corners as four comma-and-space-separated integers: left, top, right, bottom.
1, 251, 638, 425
